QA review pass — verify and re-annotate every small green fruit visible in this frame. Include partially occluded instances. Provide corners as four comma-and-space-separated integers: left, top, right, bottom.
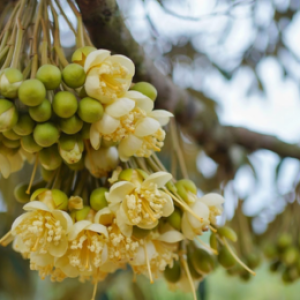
218, 246, 236, 269
81, 122, 90, 139
78, 97, 103, 123
164, 261, 181, 283
18, 79, 46, 106
14, 183, 30, 203
3, 129, 20, 141
21, 135, 42, 153
0, 99, 18, 132
29, 99, 52, 122
62, 64, 86, 88
33, 122, 60, 147
0, 68, 23, 98
53, 91, 78, 118
36, 64, 61, 90
90, 187, 108, 211
217, 227, 237, 242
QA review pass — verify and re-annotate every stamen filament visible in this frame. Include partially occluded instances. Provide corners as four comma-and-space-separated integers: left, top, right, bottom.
181, 256, 197, 300
91, 282, 98, 300
144, 244, 153, 284
26, 153, 39, 194
196, 237, 218, 255
209, 225, 217, 233
0, 231, 13, 246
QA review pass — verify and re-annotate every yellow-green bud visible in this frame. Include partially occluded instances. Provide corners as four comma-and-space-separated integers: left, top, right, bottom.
53, 91, 78, 118
2, 136, 20, 149
167, 207, 182, 231
51, 189, 68, 210
136, 169, 149, 180
192, 248, 215, 274
119, 169, 144, 183
218, 246, 236, 269
3, 129, 20, 141
282, 247, 299, 266
130, 82, 157, 101
0, 99, 18, 132
240, 270, 251, 282
175, 179, 197, 202
132, 226, 151, 239
29, 99, 52, 122
217, 226, 237, 242
60, 115, 83, 134
164, 261, 181, 283
78, 97, 103, 123
269, 260, 281, 273
0, 68, 23, 98
81, 122, 90, 139
18, 79, 46, 106
166, 181, 177, 194
90, 187, 108, 211
62, 64, 86, 89
21, 134, 42, 153
39, 145, 62, 170
33, 122, 60, 147
210, 233, 218, 252
71, 206, 91, 221
41, 167, 55, 182
263, 243, 277, 259
72, 46, 97, 66
66, 158, 85, 171
277, 233, 293, 249
36, 64, 61, 90
14, 183, 31, 203
245, 253, 261, 269
187, 255, 202, 279
13, 114, 35, 136
59, 134, 84, 164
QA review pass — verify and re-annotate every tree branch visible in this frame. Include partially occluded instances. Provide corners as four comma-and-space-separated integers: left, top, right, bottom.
75, 0, 300, 161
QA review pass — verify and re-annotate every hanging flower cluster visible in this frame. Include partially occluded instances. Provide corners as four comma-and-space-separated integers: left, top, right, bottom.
0, 1, 254, 299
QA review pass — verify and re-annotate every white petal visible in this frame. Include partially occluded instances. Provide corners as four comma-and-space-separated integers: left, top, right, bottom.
90, 123, 101, 150
162, 194, 174, 217
125, 91, 154, 113
0, 154, 11, 178
48, 237, 68, 257
55, 256, 80, 278
142, 172, 172, 189
118, 135, 143, 161
8, 152, 23, 173
96, 113, 120, 135
30, 252, 53, 267
199, 193, 225, 206
105, 97, 135, 118
84, 49, 111, 72
106, 181, 135, 204
109, 54, 135, 76
134, 117, 160, 137
116, 209, 133, 237
149, 110, 173, 126
23, 201, 50, 212
68, 220, 92, 240
156, 231, 184, 243
94, 207, 114, 225
52, 210, 74, 233
137, 220, 158, 230
181, 212, 195, 240
131, 242, 156, 266
11, 212, 34, 231
187, 201, 210, 229
86, 223, 108, 237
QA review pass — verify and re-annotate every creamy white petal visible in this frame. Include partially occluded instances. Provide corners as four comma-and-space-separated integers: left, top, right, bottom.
48, 237, 68, 257
187, 201, 210, 229
0, 154, 11, 179
156, 231, 184, 243
54, 256, 80, 278
136, 220, 158, 230
149, 110, 173, 126
134, 117, 160, 137
94, 207, 114, 225
106, 181, 135, 204
142, 171, 172, 189
125, 91, 154, 113
199, 193, 225, 206
90, 122, 101, 150
118, 135, 143, 161
181, 212, 195, 240
162, 194, 174, 217
52, 210, 74, 233
105, 97, 135, 118
86, 223, 108, 237
131, 242, 156, 266
96, 113, 120, 135
30, 252, 53, 267
109, 55, 135, 76
84, 49, 111, 72
68, 220, 92, 240
116, 209, 133, 237
11, 211, 34, 231
23, 201, 50, 212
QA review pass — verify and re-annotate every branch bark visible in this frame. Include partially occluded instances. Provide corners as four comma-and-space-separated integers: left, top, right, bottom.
75, 0, 300, 161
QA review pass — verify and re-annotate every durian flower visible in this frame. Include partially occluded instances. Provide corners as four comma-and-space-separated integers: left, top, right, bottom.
54, 220, 108, 279
11, 201, 73, 258
30, 252, 55, 280
181, 193, 224, 240
106, 172, 174, 234
0, 147, 24, 178
84, 49, 135, 104
90, 91, 173, 161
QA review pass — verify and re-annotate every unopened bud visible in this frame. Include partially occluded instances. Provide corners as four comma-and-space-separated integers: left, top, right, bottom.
39, 145, 62, 170
21, 134, 42, 153
40, 167, 55, 182
72, 46, 97, 66
33, 122, 60, 147
3, 129, 20, 141
36, 64, 61, 90
62, 64, 86, 89
0, 99, 18, 132
217, 227, 237, 242
164, 260, 181, 283
51, 189, 69, 210
81, 122, 90, 139
66, 158, 85, 171
0, 68, 23, 98
192, 248, 215, 274
175, 179, 197, 202
132, 226, 151, 239
29, 98, 52, 122
60, 115, 83, 134
90, 187, 108, 211
210, 233, 218, 252
59, 134, 84, 164
78, 97, 103, 123
53, 91, 78, 118
167, 207, 182, 231
130, 82, 157, 101
71, 206, 91, 221
18, 79, 46, 106
2, 136, 20, 149
14, 183, 31, 203
13, 114, 35, 136
218, 246, 236, 269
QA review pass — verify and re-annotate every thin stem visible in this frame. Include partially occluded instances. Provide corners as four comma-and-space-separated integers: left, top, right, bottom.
54, 0, 76, 34
67, 0, 84, 47
196, 237, 218, 255
181, 256, 197, 300
26, 153, 39, 194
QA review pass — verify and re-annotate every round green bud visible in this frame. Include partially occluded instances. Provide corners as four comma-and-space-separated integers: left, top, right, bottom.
210, 233, 218, 252
164, 261, 181, 283
3, 129, 20, 140
81, 122, 90, 139
282, 246, 299, 266
90, 187, 108, 211
2, 136, 20, 149
41, 167, 55, 182
269, 260, 281, 273
60, 115, 83, 134
72, 46, 97, 66
0, 99, 18, 132
39, 145, 62, 170
78, 97, 103, 123
66, 158, 85, 171
36, 64, 62, 90
132, 226, 151, 239
52, 189, 68, 210
21, 134, 42, 153
282, 267, 295, 284
14, 183, 30, 203
263, 243, 278, 259
217, 227, 237, 242
187, 255, 202, 279
62, 64, 86, 89
240, 270, 251, 282
53, 91, 78, 118
130, 82, 157, 101
167, 208, 181, 231
13, 114, 35, 136
175, 179, 197, 202
192, 248, 215, 274
29, 99, 52, 122
217, 246, 236, 269
33, 122, 60, 147
166, 181, 177, 194
245, 253, 261, 270
0, 68, 23, 98
72, 206, 91, 222
18, 79, 46, 106
277, 233, 293, 249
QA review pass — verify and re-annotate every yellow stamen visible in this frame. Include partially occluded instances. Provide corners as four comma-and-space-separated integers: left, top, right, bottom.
26, 153, 39, 194
32, 235, 41, 251
141, 199, 156, 221
0, 231, 14, 246
181, 256, 197, 300
209, 225, 217, 233
91, 282, 98, 300
196, 237, 218, 255
143, 244, 153, 284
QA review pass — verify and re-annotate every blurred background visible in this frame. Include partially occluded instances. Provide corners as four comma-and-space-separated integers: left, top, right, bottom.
2, 0, 300, 299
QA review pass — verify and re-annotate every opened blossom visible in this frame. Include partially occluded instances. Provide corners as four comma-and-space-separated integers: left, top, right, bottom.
106, 172, 174, 235
90, 91, 173, 161
84, 49, 135, 104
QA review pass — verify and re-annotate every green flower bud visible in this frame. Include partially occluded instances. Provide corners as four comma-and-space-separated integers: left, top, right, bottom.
66, 158, 85, 171
282, 267, 296, 284
192, 248, 215, 274
217, 227, 237, 242
277, 233, 293, 249
21, 134, 42, 153
2, 136, 20, 149
13, 114, 35, 136
29, 98, 52, 122
78, 97, 103, 123
53, 91, 78, 118
14, 183, 31, 203
71, 206, 91, 222
218, 246, 236, 269
18, 79, 46, 106
0, 99, 18, 132
90, 187, 108, 211
81, 122, 90, 139
60, 115, 83, 134
59, 134, 84, 164
132, 226, 151, 239
130, 82, 157, 101
119, 169, 144, 183
136, 169, 149, 180
3, 129, 20, 140
263, 243, 277, 259
240, 270, 251, 282
282, 247, 299, 266
51, 189, 69, 210
166, 181, 177, 194
187, 255, 202, 279
0, 68, 23, 98
62, 64, 86, 89
36, 64, 62, 90
39, 145, 62, 170
210, 233, 218, 252
175, 179, 197, 202
269, 260, 281, 273
167, 207, 182, 231
245, 253, 261, 269
72, 46, 97, 66
41, 167, 55, 182
33, 122, 60, 147
164, 261, 181, 283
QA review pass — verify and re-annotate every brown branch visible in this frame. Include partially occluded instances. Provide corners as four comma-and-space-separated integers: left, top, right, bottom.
75, 0, 300, 161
